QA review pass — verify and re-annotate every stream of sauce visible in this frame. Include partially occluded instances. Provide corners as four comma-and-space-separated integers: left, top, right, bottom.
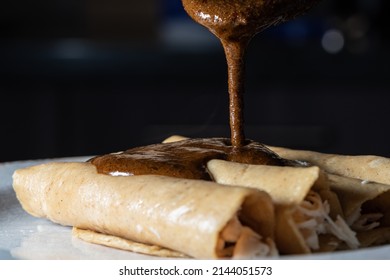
182, 0, 320, 146
90, 0, 319, 180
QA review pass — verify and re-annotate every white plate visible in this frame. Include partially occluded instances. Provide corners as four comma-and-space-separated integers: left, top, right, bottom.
1, 158, 390, 260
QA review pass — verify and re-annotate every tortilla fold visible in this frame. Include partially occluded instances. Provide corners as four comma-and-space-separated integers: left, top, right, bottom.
207, 160, 324, 206
328, 174, 390, 222
72, 228, 187, 258
207, 159, 358, 254
326, 174, 390, 247
268, 145, 390, 185
13, 162, 275, 259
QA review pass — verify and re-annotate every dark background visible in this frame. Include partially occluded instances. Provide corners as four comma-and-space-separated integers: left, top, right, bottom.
1, 0, 389, 162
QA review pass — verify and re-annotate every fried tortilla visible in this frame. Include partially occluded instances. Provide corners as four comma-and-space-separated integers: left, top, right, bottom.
207, 159, 359, 254
13, 162, 277, 259
268, 145, 390, 185
265, 145, 390, 248
327, 174, 390, 248
72, 228, 187, 258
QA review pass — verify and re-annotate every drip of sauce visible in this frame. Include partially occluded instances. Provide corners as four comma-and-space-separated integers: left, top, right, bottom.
182, 0, 320, 146
90, 0, 319, 180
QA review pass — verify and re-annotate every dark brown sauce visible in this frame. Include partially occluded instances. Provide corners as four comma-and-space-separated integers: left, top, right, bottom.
181, 0, 320, 146
90, 138, 288, 180
90, 1, 319, 179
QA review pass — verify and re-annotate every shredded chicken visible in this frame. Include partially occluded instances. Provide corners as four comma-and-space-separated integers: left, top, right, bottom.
217, 215, 278, 258
345, 205, 383, 232
345, 206, 362, 226
351, 213, 383, 231
233, 228, 278, 259
293, 191, 360, 250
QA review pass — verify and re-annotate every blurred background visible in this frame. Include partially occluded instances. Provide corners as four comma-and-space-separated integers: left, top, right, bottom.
1, 0, 389, 162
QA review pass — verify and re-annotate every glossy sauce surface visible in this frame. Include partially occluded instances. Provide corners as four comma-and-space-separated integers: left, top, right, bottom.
182, 0, 320, 147
181, 0, 320, 41
90, 138, 287, 180
91, 1, 319, 179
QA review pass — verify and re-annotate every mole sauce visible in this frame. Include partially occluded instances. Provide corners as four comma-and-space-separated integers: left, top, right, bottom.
90, 138, 287, 180
90, 0, 319, 180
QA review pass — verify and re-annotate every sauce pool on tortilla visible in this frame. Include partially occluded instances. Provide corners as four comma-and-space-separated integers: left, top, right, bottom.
91, 0, 320, 177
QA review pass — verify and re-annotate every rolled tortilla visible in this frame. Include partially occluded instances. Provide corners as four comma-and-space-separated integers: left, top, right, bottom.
13, 162, 276, 259
208, 160, 324, 206
265, 145, 390, 248
327, 174, 390, 247
268, 145, 390, 185
207, 159, 359, 254
72, 228, 187, 258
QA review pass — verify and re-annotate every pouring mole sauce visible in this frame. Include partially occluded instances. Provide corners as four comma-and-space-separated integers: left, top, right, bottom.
90, 0, 320, 180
